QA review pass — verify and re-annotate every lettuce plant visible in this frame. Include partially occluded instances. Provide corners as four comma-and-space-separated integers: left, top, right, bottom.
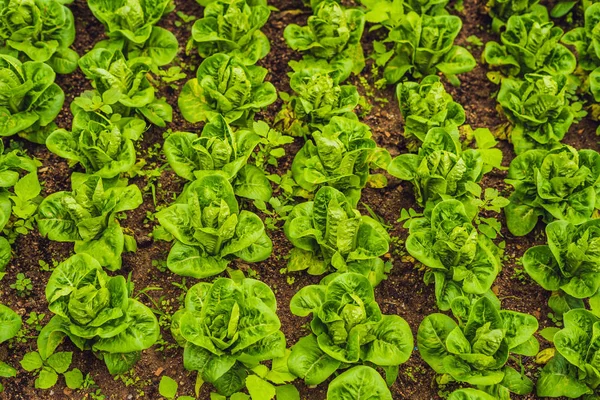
373, 12, 476, 84
288, 273, 413, 386
394, 0, 449, 15
78, 48, 172, 127
284, 186, 390, 286
388, 128, 484, 216
524, 220, 600, 313
360, 0, 449, 31
406, 200, 501, 311
504, 145, 600, 236
327, 366, 393, 400
537, 309, 600, 397
498, 73, 575, 154
47, 110, 145, 179
563, 3, 600, 101
0, 141, 41, 271
191, 0, 271, 65
156, 173, 272, 279
562, 1, 600, 71
276, 69, 359, 136
178, 53, 277, 126
88, 0, 173, 40
170, 277, 285, 396
88, 0, 177, 66
486, 0, 542, 32
484, 13, 576, 77
359, 0, 405, 29
0, 0, 79, 73
291, 116, 390, 206
396, 76, 465, 150
284, 0, 365, 82
0, 303, 21, 385
418, 297, 539, 397
0, 55, 64, 143
37, 254, 159, 375
163, 115, 272, 201
37, 175, 143, 271
93, 26, 178, 67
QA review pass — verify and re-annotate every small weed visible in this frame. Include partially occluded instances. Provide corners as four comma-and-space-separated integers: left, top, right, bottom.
11, 273, 33, 297
252, 121, 294, 169
38, 259, 59, 272
548, 312, 563, 327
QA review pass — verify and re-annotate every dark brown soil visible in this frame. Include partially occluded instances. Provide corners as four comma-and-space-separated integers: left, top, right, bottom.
0, 0, 595, 399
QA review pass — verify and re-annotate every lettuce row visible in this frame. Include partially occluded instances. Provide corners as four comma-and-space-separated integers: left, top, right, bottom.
480, 6, 600, 399
484, 6, 581, 154
27, 0, 182, 376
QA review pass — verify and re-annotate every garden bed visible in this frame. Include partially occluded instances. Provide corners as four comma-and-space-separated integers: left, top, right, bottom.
0, 0, 596, 399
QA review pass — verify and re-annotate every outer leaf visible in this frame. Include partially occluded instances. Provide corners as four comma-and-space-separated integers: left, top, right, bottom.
448, 389, 497, 400
0, 304, 21, 344
362, 315, 413, 366
326, 366, 392, 400
417, 313, 457, 373
537, 353, 592, 397
288, 335, 341, 385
